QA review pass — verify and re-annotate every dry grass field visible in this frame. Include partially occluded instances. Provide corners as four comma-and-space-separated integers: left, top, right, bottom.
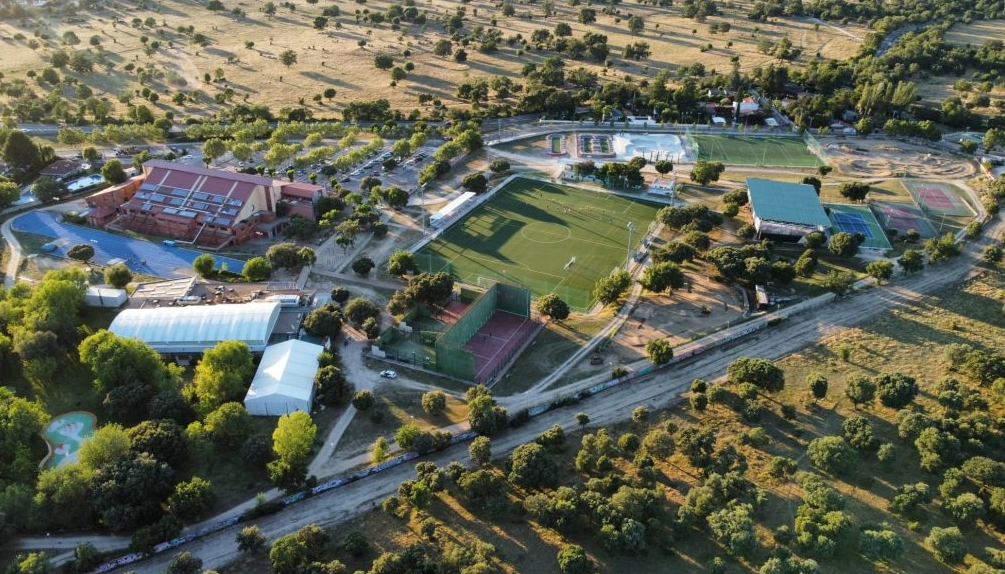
0, 0, 866, 119
944, 19, 1005, 46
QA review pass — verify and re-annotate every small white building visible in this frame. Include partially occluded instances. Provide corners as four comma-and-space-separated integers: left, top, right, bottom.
244, 340, 324, 416
84, 287, 128, 308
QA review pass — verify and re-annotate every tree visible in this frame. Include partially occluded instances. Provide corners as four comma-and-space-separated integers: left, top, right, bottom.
828, 232, 859, 258
821, 269, 855, 295
315, 366, 352, 405
866, 260, 894, 284
807, 436, 856, 474
128, 418, 187, 465
352, 389, 375, 411
166, 551, 202, 574
489, 159, 511, 174
469, 435, 491, 465
839, 182, 870, 202
270, 533, 311, 574
279, 50, 298, 67
79, 330, 172, 421
374, 54, 394, 70
204, 402, 253, 448
0, 179, 19, 210
454, 49, 468, 63
242, 257, 272, 281
236, 525, 267, 554
808, 373, 828, 400
468, 393, 508, 436
646, 339, 674, 365
461, 172, 488, 193
6, 553, 54, 574
344, 296, 380, 327
78, 423, 130, 471
387, 250, 418, 276
421, 390, 447, 416
90, 452, 174, 532
351, 256, 375, 276
381, 186, 409, 209
302, 304, 343, 339
926, 526, 966, 563
266, 243, 304, 270
727, 357, 784, 392
166, 477, 215, 522
31, 178, 66, 202
193, 254, 216, 277
689, 161, 725, 185
654, 159, 674, 175
875, 372, 918, 408
845, 375, 876, 406
406, 272, 454, 307
802, 176, 822, 194
898, 249, 925, 274
67, 244, 95, 266
557, 545, 592, 574
272, 411, 317, 468
536, 294, 570, 321
638, 261, 685, 293
34, 465, 93, 530
200, 138, 227, 167
593, 270, 633, 306
859, 527, 905, 561
193, 340, 254, 412
104, 263, 133, 288
2, 131, 42, 175
509, 442, 558, 489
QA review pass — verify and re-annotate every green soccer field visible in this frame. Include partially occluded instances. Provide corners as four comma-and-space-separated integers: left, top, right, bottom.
690, 134, 824, 167
415, 178, 662, 311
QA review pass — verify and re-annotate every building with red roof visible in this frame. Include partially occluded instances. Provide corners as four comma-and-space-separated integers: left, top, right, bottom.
106, 160, 321, 247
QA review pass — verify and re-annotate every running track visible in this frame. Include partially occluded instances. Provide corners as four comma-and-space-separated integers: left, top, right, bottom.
11, 211, 246, 279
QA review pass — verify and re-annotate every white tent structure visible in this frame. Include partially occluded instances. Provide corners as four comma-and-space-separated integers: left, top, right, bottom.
85, 287, 128, 308
244, 340, 323, 416
108, 302, 281, 354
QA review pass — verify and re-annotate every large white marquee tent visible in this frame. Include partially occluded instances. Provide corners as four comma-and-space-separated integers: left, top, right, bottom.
244, 339, 324, 416
108, 302, 282, 354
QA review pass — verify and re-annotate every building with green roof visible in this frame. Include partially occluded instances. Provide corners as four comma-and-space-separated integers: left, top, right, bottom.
746, 178, 832, 241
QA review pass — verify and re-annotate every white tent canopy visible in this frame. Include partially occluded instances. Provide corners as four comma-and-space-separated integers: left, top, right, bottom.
108, 302, 281, 354
244, 339, 323, 416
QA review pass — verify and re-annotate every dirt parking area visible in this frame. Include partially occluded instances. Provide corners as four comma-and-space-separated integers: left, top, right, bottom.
610, 272, 746, 364
825, 138, 976, 179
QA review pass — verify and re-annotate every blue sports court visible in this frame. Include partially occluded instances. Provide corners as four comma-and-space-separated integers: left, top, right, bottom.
831, 211, 873, 238
12, 211, 246, 279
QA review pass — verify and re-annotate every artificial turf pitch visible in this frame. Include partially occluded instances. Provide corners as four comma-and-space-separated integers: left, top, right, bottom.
415, 178, 662, 311
690, 134, 824, 167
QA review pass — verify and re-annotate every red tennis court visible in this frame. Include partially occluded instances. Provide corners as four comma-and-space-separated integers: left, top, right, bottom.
872, 202, 935, 237
462, 311, 537, 383
916, 185, 956, 209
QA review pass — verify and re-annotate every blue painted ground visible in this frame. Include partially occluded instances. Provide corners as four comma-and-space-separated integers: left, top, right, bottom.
12, 211, 247, 279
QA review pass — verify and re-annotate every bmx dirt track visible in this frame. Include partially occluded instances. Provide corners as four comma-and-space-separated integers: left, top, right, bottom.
827, 138, 977, 179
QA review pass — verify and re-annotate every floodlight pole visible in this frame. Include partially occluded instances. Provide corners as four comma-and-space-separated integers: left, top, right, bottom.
626, 221, 636, 271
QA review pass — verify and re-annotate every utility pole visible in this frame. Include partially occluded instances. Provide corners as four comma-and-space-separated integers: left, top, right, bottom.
626, 221, 635, 271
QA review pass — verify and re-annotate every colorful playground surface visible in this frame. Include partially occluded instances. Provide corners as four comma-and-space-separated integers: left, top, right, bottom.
40, 411, 96, 469
12, 211, 246, 278
825, 204, 892, 250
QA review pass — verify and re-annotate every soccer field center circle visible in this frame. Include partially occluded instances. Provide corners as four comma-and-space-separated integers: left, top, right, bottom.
520, 222, 572, 243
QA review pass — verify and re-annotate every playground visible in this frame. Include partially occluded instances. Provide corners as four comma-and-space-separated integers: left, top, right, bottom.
688, 134, 824, 167
40, 411, 96, 469
414, 177, 661, 311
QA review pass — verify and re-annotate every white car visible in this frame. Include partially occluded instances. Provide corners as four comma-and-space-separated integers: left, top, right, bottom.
379, 370, 397, 379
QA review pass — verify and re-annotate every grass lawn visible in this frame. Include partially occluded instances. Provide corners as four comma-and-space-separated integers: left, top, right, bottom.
414, 177, 662, 311
689, 134, 824, 167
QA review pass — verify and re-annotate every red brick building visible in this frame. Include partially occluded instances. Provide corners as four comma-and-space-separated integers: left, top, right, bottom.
105, 161, 321, 248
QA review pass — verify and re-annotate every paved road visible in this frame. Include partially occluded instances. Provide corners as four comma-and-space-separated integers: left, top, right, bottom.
1, 214, 23, 287
110, 199, 1001, 573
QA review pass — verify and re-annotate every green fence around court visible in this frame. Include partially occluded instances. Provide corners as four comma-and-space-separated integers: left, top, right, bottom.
496, 282, 531, 317
436, 284, 498, 379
